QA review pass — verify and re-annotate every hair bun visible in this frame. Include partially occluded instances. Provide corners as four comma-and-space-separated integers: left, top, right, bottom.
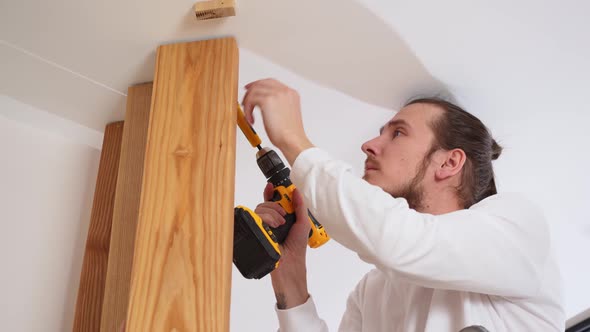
491, 140, 503, 160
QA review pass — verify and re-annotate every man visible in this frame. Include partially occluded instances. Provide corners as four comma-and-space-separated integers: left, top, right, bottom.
242, 79, 565, 331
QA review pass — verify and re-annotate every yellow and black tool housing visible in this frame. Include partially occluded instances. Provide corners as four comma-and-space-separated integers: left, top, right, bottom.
233, 104, 330, 279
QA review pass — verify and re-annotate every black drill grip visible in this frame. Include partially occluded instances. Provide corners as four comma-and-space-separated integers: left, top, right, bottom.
268, 187, 296, 244
271, 213, 296, 244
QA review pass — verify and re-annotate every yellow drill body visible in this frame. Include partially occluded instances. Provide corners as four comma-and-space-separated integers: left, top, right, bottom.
233, 104, 330, 279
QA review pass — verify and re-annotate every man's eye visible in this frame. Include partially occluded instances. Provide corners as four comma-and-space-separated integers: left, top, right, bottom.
392, 130, 402, 139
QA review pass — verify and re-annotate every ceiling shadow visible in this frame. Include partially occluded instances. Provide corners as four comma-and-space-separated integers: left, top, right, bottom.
177, 0, 446, 109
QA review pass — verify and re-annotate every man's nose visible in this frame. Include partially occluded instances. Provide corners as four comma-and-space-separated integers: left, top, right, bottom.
361, 137, 379, 156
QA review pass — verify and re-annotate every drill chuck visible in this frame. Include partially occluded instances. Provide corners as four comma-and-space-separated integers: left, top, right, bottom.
256, 148, 285, 180
257, 148, 292, 188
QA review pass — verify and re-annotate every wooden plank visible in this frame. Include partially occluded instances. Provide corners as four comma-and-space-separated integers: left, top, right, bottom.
125, 37, 238, 332
194, 0, 236, 20
72, 121, 124, 332
100, 83, 153, 332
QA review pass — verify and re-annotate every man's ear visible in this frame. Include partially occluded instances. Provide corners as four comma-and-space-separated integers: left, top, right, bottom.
435, 148, 466, 180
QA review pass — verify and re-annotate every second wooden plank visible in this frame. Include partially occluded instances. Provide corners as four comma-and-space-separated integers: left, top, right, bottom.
100, 83, 153, 332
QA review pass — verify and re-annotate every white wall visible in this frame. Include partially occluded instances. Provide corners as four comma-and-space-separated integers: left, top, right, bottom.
0, 96, 101, 331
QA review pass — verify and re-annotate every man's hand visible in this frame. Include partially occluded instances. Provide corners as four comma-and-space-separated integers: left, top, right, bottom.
254, 183, 311, 309
242, 79, 314, 165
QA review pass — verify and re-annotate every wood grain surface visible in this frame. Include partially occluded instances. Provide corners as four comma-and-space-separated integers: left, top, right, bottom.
72, 121, 123, 332
125, 38, 238, 331
194, 0, 236, 20
100, 83, 153, 332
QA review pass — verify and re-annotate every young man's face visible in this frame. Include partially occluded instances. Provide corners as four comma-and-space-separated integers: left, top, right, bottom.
361, 103, 442, 202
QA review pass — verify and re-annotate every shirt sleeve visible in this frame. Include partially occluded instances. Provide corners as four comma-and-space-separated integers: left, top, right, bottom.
291, 148, 550, 298
275, 295, 329, 332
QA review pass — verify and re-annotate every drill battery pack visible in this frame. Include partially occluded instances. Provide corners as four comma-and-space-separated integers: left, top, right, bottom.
233, 206, 281, 279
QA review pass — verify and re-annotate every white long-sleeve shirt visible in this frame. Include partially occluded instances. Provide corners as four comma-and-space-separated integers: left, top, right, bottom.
275, 148, 564, 332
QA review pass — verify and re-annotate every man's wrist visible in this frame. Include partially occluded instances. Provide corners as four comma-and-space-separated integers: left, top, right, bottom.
271, 271, 309, 309
273, 287, 310, 310
281, 135, 314, 166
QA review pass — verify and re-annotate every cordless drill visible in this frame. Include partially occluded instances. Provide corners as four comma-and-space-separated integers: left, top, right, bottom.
233, 104, 330, 279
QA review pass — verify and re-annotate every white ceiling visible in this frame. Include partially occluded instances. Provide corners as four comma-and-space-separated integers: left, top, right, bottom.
0, 0, 441, 131
1, 0, 588, 130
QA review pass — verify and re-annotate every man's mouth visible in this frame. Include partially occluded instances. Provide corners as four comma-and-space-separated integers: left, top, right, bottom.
364, 160, 379, 171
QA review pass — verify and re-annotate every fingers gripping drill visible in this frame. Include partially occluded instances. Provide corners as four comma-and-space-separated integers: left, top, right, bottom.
233, 104, 330, 279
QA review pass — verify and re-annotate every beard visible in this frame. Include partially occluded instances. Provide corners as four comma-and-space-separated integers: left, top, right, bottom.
364, 152, 431, 211
391, 167, 426, 210
392, 152, 432, 210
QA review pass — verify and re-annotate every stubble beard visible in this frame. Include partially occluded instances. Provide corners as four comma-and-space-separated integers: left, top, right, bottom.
392, 172, 426, 210
390, 155, 431, 211
363, 148, 435, 211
